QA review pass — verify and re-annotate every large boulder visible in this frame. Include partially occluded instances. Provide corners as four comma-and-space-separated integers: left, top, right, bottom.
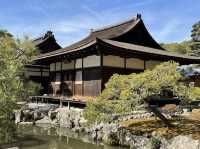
127, 135, 149, 149
102, 131, 120, 145
102, 123, 121, 145
164, 135, 200, 149
22, 109, 34, 122
56, 108, 84, 129
35, 116, 51, 124
48, 110, 58, 121
33, 110, 44, 121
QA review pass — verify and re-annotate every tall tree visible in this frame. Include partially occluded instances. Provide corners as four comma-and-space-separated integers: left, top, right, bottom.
191, 21, 200, 56
0, 29, 13, 38
0, 30, 40, 143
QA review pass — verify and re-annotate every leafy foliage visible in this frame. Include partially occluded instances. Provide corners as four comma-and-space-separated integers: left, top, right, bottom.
191, 21, 200, 56
190, 87, 200, 100
0, 30, 40, 119
84, 62, 200, 124
160, 41, 192, 55
160, 20, 200, 56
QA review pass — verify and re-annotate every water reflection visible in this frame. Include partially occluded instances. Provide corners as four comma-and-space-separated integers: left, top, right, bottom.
0, 125, 125, 149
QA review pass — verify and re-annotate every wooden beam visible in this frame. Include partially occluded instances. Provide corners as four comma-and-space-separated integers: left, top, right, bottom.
100, 52, 104, 91
124, 56, 126, 69
82, 57, 84, 96
61, 60, 63, 95
73, 60, 75, 96
40, 67, 43, 77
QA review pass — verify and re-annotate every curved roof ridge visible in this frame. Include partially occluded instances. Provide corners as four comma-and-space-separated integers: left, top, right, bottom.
92, 16, 138, 33
59, 16, 140, 51
100, 39, 200, 60
33, 39, 97, 60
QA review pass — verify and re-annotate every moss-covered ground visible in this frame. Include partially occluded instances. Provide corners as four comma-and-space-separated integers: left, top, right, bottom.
121, 111, 200, 140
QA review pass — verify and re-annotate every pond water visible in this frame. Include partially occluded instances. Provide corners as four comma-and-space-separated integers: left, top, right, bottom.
0, 125, 125, 149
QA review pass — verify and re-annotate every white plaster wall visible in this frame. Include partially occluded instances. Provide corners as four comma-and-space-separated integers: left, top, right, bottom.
126, 58, 144, 69
103, 55, 124, 68
56, 62, 61, 71
42, 71, 49, 76
75, 59, 82, 69
62, 60, 74, 70
50, 63, 55, 71
26, 68, 40, 72
26, 71, 41, 77
83, 55, 100, 68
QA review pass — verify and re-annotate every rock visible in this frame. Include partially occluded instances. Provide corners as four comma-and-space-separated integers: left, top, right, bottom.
129, 135, 149, 149
84, 127, 91, 134
14, 110, 23, 124
6, 147, 20, 149
33, 110, 44, 121
192, 109, 200, 113
102, 131, 119, 145
166, 135, 200, 149
102, 123, 121, 145
22, 109, 34, 122
19, 122, 33, 125
56, 108, 84, 128
35, 116, 51, 124
48, 110, 57, 121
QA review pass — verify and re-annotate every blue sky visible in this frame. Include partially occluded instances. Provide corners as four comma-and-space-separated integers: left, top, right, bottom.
0, 0, 199, 47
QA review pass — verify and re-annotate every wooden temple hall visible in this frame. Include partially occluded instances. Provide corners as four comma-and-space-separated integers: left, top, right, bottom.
27, 14, 200, 102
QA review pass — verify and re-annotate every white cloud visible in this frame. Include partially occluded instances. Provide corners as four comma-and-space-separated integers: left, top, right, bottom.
1, 1, 156, 47
153, 19, 182, 42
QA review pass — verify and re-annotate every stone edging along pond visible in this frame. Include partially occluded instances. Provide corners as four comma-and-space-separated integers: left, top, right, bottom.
14, 104, 200, 149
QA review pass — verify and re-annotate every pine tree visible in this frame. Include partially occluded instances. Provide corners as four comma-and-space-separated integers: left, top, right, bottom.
191, 21, 200, 56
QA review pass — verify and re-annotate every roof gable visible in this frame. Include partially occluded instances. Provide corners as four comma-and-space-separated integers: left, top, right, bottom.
33, 31, 61, 53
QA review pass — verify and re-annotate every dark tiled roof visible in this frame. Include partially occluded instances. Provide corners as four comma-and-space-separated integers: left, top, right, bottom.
34, 16, 140, 60
33, 31, 61, 53
100, 39, 200, 62
33, 31, 53, 46
33, 40, 97, 60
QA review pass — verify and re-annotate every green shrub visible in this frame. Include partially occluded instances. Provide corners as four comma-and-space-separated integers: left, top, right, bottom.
84, 61, 200, 124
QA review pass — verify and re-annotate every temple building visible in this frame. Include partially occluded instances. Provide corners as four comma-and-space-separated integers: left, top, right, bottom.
25, 31, 61, 94
30, 14, 200, 99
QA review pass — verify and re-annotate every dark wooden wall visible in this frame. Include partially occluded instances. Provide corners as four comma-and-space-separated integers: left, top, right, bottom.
83, 68, 101, 96
29, 76, 49, 95
49, 67, 102, 97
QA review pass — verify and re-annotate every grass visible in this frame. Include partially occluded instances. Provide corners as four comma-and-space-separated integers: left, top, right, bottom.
121, 112, 200, 140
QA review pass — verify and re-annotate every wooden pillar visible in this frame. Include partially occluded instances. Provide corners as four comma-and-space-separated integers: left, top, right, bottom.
73, 60, 76, 96
61, 59, 63, 95
67, 101, 70, 110
60, 99, 63, 108
100, 52, 104, 91
124, 57, 126, 70
82, 57, 84, 96
48, 64, 50, 95
40, 67, 43, 77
